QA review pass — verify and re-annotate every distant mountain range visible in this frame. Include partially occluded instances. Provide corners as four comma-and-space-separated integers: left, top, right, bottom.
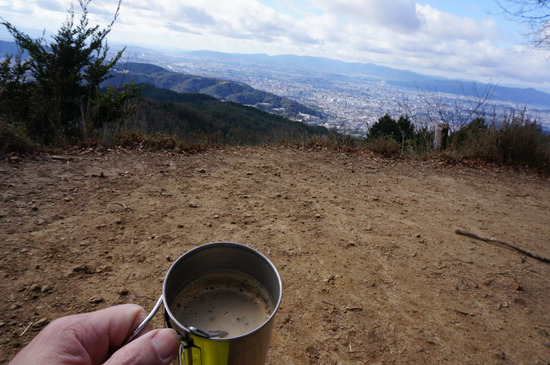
0, 40, 21, 55
180, 50, 433, 82
175, 50, 550, 108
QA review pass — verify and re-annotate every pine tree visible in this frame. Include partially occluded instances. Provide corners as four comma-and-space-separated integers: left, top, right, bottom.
1, 0, 138, 145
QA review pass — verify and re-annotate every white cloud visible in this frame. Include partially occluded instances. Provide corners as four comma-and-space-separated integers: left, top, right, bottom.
416, 4, 500, 43
312, 0, 421, 32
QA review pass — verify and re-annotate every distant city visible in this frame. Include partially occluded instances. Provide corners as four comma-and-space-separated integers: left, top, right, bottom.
128, 48, 550, 136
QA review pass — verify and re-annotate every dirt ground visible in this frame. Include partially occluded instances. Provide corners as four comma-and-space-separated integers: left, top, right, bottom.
1, 146, 549, 364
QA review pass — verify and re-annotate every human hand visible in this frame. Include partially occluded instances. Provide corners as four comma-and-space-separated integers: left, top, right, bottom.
9, 304, 180, 365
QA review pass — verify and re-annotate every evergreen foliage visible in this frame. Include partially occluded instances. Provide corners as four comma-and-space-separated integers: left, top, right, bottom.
368, 114, 414, 142
0, 0, 138, 146
368, 114, 416, 152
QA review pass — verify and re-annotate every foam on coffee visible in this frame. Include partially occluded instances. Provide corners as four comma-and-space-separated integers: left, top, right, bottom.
172, 271, 274, 338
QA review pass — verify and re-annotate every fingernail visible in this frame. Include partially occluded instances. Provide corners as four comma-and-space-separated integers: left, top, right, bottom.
151, 329, 179, 362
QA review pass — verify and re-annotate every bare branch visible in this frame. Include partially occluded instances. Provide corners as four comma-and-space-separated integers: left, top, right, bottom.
496, 0, 550, 49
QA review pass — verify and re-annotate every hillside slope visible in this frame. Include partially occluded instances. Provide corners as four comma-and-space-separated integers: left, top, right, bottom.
109, 62, 327, 122
130, 84, 329, 145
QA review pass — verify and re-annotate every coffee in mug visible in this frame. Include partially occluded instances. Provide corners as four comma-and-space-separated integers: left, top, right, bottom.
171, 271, 275, 338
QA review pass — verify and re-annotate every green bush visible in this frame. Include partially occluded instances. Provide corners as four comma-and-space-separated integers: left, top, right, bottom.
0, 120, 37, 153
368, 114, 415, 143
448, 118, 490, 157
447, 112, 550, 171
365, 136, 400, 156
488, 115, 550, 169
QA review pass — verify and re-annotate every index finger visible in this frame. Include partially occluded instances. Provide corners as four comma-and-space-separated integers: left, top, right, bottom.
76, 304, 153, 363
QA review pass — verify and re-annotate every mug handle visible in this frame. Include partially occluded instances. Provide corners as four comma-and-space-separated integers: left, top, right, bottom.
123, 296, 164, 345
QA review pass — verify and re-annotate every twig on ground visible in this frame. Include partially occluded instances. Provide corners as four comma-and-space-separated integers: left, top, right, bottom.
455, 230, 550, 264
114, 202, 128, 209
20, 321, 33, 337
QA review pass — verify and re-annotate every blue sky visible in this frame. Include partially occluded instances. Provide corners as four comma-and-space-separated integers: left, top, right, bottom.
1, 0, 549, 91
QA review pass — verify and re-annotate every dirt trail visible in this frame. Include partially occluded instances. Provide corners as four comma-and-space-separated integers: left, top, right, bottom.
1, 147, 550, 364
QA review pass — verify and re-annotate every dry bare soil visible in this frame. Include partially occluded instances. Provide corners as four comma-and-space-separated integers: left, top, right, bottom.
1, 147, 550, 364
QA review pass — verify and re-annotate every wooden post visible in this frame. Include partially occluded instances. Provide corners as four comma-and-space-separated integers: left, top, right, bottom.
433, 123, 449, 151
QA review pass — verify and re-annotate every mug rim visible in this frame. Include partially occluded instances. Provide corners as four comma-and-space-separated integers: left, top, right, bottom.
162, 242, 282, 340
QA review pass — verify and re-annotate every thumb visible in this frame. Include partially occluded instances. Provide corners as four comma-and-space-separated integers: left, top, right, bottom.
105, 329, 180, 365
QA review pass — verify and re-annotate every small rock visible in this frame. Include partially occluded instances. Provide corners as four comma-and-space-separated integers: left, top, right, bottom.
36, 219, 45, 226
315, 213, 322, 219
247, 172, 254, 176
364, 226, 373, 231
198, 168, 206, 173
71, 264, 93, 274
98, 265, 112, 273
188, 202, 198, 208
30, 284, 41, 292
90, 295, 104, 304
117, 287, 129, 295
41, 285, 52, 293
306, 345, 319, 357
177, 224, 184, 229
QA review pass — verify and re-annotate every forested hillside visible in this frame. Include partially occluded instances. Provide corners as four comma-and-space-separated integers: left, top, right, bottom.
108, 62, 327, 122
126, 84, 330, 145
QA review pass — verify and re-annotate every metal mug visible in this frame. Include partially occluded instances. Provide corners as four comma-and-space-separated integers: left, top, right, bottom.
127, 242, 282, 365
